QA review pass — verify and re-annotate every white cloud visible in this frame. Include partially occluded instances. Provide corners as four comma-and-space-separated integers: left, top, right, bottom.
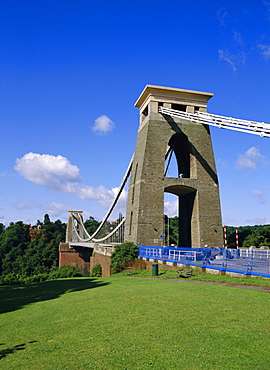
164, 199, 178, 217
11, 200, 69, 219
217, 8, 230, 27
223, 215, 236, 226
251, 189, 268, 205
216, 158, 229, 168
45, 202, 69, 217
245, 217, 269, 225
263, 1, 270, 19
76, 185, 127, 209
77, 184, 117, 207
11, 202, 35, 210
233, 31, 243, 47
235, 147, 266, 170
218, 49, 246, 71
14, 152, 81, 191
0, 215, 6, 224
235, 156, 256, 170
0, 171, 15, 178
257, 44, 270, 59
14, 152, 122, 210
92, 115, 115, 134
218, 49, 236, 71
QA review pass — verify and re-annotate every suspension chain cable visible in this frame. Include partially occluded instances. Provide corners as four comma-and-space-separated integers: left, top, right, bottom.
159, 106, 270, 137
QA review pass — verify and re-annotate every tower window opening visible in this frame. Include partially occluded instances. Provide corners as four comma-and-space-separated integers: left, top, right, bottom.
129, 211, 133, 235
142, 105, 148, 117
171, 104, 187, 112
131, 163, 138, 204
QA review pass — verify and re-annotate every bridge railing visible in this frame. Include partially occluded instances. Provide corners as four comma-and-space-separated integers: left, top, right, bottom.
138, 246, 270, 278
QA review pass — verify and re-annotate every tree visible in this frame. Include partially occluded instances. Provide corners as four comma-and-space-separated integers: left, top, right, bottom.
84, 216, 100, 236
0, 217, 66, 278
43, 213, 51, 225
0, 223, 4, 234
168, 216, 179, 245
111, 242, 138, 273
0, 221, 30, 275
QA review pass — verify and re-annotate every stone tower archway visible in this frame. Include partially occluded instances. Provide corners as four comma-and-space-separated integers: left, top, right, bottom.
124, 85, 223, 248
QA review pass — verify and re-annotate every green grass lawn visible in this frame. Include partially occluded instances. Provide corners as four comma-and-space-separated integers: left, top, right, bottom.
116, 268, 270, 287
1, 276, 270, 369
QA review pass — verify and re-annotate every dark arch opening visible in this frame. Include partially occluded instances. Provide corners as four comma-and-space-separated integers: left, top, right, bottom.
168, 133, 190, 178
164, 186, 196, 248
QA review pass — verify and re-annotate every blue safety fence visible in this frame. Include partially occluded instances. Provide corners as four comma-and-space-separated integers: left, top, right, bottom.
138, 246, 270, 277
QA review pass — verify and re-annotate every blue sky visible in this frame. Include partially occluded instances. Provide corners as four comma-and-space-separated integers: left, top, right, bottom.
1, 0, 270, 227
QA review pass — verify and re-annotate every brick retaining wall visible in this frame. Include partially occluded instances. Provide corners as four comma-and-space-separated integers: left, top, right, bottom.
90, 254, 112, 277
59, 243, 112, 277
59, 243, 92, 276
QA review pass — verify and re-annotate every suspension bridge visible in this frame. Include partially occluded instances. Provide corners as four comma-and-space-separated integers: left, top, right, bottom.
59, 85, 270, 276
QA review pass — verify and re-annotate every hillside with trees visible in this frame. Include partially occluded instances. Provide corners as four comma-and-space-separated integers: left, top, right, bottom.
226, 225, 270, 249
0, 215, 66, 280
0, 214, 269, 284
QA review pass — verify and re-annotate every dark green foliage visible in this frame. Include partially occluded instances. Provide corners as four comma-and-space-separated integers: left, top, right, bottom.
84, 216, 101, 235
1, 212, 269, 285
1, 272, 22, 285
0, 215, 66, 280
0, 223, 5, 234
242, 229, 270, 249
49, 265, 83, 279
227, 225, 270, 248
111, 241, 138, 274
91, 264, 102, 277
0, 221, 30, 275
165, 219, 270, 248
0, 265, 83, 285
0, 272, 50, 285
164, 215, 176, 245
167, 216, 179, 245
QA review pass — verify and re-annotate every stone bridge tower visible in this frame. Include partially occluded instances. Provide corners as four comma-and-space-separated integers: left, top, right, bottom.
124, 85, 223, 248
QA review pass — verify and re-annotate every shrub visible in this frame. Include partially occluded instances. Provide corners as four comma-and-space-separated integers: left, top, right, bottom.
49, 265, 83, 279
91, 264, 102, 277
1, 272, 22, 285
132, 258, 146, 271
0, 265, 84, 286
0, 273, 51, 285
111, 242, 138, 274
23, 273, 49, 284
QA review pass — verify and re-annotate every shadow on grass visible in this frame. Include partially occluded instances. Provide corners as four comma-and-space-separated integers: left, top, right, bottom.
0, 341, 37, 360
0, 278, 109, 314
